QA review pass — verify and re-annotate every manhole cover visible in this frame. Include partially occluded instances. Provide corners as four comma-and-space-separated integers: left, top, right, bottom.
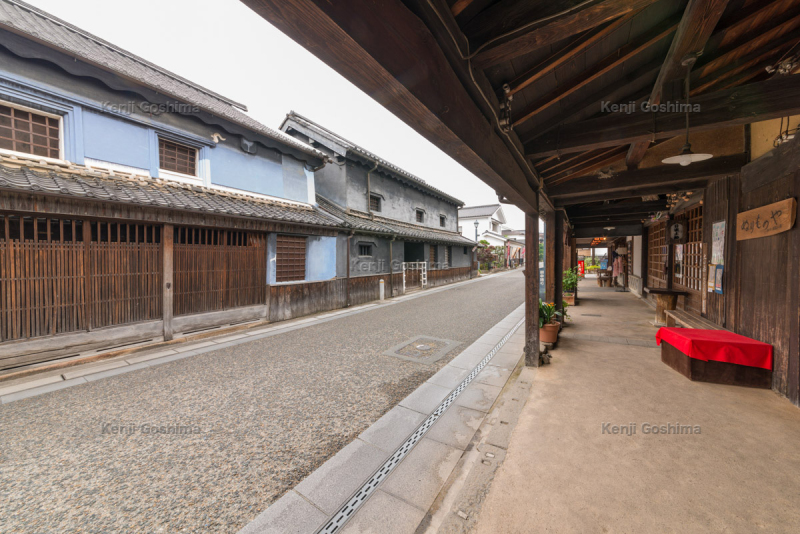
384, 336, 461, 365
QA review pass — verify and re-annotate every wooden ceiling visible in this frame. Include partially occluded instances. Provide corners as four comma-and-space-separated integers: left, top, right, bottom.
245, 0, 800, 231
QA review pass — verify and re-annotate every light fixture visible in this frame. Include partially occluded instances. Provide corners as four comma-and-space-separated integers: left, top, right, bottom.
662, 54, 712, 166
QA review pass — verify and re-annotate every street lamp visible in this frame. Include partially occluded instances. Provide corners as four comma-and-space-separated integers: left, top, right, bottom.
474, 220, 479, 242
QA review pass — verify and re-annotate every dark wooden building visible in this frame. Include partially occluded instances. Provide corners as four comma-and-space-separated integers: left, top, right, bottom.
245, 0, 800, 406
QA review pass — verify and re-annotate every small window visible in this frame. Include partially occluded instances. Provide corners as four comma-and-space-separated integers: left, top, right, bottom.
276, 235, 306, 282
359, 243, 373, 256
444, 246, 451, 266
0, 103, 60, 159
159, 138, 197, 176
369, 194, 381, 212
440, 215, 446, 227
416, 209, 424, 223
430, 244, 437, 265
463, 246, 468, 254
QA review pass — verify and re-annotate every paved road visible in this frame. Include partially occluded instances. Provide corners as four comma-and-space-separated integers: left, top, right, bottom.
0, 270, 524, 534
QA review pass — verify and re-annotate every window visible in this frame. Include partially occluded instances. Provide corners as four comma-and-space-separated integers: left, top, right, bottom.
439, 215, 446, 227
416, 209, 424, 223
359, 243, 373, 256
276, 235, 307, 282
0, 103, 60, 159
463, 246, 468, 254
444, 246, 451, 266
159, 138, 197, 176
430, 244, 437, 265
369, 194, 381, 212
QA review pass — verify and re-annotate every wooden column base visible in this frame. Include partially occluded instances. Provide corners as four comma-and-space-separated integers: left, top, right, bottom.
654, 294, 678, 325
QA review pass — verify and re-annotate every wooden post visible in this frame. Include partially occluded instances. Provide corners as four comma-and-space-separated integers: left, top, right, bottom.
555, 210, 564, 318
524, 212, 540, 367
544, 210, 555, 302
346, 233, 352, 307
163, 223, 174, 341
641, 228, 649, 291
389, 237, 394, 297
83, 220, 93, 331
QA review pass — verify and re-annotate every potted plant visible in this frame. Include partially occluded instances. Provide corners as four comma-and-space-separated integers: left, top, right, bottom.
539, 299, 562, 343
563, 267, 578, 305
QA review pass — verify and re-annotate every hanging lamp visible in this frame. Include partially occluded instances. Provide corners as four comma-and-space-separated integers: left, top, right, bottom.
662, 54, 712, 166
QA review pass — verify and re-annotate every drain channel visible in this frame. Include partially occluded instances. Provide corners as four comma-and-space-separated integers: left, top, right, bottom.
317, 318, 525, 534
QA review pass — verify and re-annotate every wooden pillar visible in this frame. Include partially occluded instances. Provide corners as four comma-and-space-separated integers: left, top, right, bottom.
544, 210, 555, 302
641, 227, 650, 289
666, 217, 674, 290
389, 238, 394, 297
555, 211, 564, 318
163, 223, 174, 341
83, 220, 93, 331
524, 212, 540, 367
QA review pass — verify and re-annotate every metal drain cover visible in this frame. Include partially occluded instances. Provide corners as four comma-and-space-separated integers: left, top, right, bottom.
581, 314, 601, 317
384, 336, 460, 364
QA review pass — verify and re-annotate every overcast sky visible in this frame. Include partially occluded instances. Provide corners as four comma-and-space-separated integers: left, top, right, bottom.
27, 0, 529, 229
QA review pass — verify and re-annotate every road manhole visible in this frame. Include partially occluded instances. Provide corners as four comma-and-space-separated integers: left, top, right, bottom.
384, 336, 461, 365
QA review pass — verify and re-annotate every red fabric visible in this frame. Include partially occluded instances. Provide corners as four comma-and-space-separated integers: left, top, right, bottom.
655, 328, 773, 370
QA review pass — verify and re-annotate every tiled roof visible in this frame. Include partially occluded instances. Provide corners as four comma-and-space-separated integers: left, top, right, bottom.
0, 157, 343, 227
0, 0, 324, 160
458, 204, 501, 218
283, 112, 464, 206
317, 195, 474, 245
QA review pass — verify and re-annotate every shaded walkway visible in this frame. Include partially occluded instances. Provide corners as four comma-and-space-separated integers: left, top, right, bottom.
475, 280, 800, 534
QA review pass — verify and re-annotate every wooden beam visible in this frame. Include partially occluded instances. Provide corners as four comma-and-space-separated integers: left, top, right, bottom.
572, 216, 651, 226
507, 12, 638, 97
574, 224, 644, 237
554, 179, 712, 205
540, 147, 616, 177
554, 210, 564, 317
549, 154, 746, 199
627, 0, 729, 169
470, 0, 658, 69
525, 76, 800, 158
567, 200, 669, 217
547, 148, 628, 186
520, 59, 663, 145
242, 0, 539, 213
650, 0, 730, 105
512, 16, 679, 128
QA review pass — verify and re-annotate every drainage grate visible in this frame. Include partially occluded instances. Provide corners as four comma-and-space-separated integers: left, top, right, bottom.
580, 314, 601, 317
317, 318, 524, 534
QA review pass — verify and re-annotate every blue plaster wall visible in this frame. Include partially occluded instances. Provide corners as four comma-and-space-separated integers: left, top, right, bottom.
209, 143, 284, 198
306, 236, 337, 281
83, 110, 150, 169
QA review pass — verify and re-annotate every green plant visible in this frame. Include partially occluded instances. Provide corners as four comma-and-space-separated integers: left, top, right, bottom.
538, 299, 562, 328
586, 264, 600, 271
561, 300, 571, 322
563, 267, 579, 292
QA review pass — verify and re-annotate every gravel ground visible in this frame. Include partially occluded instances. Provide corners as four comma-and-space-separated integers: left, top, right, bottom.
0, 271, 524, 534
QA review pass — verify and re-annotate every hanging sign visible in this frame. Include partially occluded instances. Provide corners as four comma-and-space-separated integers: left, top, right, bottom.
578, 260, 585, 277
736, 198, 796, 241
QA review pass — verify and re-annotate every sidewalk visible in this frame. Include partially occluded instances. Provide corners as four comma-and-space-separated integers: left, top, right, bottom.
470, 284, 800, 534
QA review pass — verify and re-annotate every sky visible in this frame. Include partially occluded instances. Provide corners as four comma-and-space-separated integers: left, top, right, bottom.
25, 0, 529, 229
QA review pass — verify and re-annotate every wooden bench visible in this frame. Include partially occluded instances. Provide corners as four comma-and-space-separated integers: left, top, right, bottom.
664, 309, 727, 331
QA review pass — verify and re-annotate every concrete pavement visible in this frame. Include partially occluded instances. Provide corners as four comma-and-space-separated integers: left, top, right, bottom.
469, 282, 800, 534
0, 270, 524, 534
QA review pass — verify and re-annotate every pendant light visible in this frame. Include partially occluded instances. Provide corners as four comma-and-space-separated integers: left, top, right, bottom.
662, 54, 712, 166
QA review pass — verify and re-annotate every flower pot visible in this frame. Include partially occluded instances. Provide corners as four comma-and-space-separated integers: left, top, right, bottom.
563, 294, 575, 306
539, 322, 560, 343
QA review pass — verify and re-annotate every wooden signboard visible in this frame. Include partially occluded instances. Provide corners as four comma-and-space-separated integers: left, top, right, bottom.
736, 198, 797, 241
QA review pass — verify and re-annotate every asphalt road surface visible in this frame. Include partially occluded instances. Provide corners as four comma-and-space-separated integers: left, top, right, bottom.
0, 270, 524, 534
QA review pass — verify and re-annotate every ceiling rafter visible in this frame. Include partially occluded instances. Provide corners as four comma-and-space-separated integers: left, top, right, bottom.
626, 0, 730, 169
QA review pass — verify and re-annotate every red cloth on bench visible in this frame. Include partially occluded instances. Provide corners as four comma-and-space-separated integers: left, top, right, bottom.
656, 328, 773, 370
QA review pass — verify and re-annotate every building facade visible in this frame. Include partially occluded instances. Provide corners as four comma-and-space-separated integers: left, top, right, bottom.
281, 113, 475, 292
457, 204, 510, 247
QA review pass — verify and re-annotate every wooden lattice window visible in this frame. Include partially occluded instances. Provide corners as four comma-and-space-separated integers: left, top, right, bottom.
445, 246, 451, 266
416, 210, 424, 223
276, 235, 306, 282
159, 138, 196, 176
430, 244, 437, 265
440, 216, 446, 227
647, 221, 667, 288
0, 104, 60, 159
358, 243, 372, 256
369, 195, 381, 212
674, 206, 704, 292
